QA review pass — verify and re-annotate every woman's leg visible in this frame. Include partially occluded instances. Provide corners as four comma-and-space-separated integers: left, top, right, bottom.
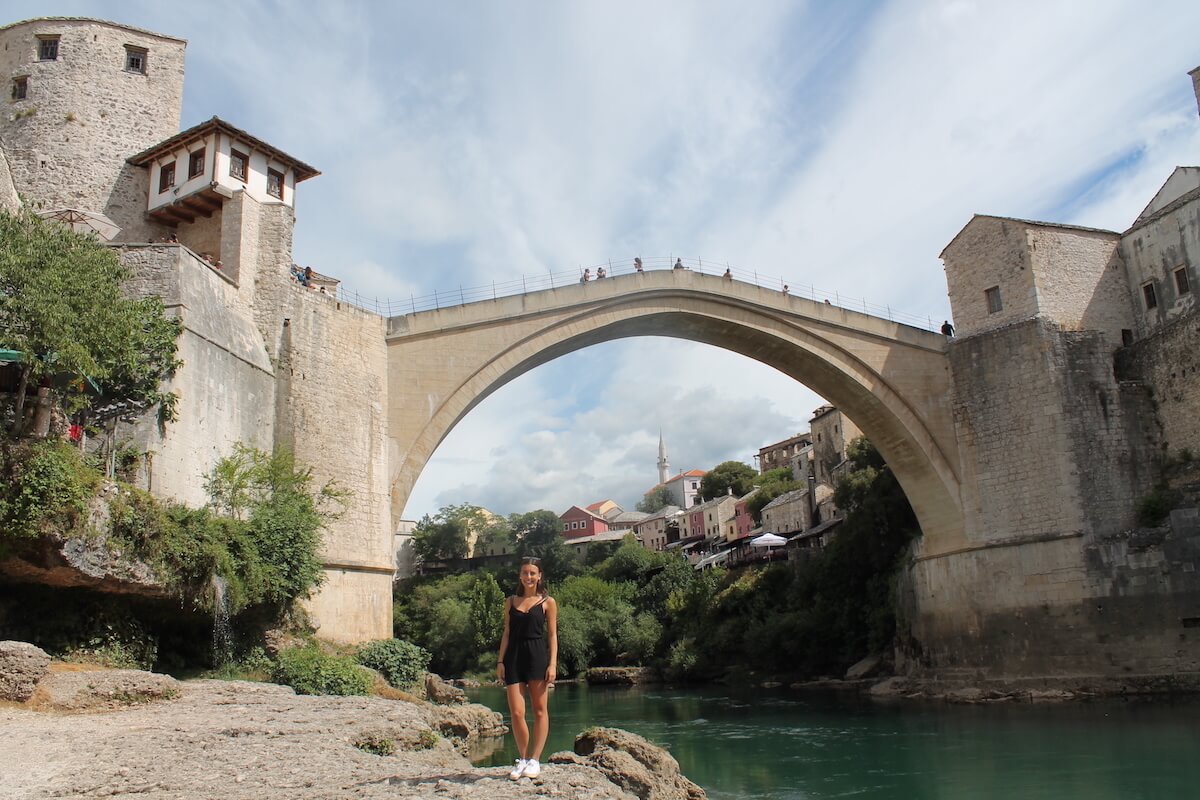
526, 680, 550, 761
505, 683, 529, 758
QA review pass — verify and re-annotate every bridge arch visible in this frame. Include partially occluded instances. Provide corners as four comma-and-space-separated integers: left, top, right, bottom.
387, 271, 965, 554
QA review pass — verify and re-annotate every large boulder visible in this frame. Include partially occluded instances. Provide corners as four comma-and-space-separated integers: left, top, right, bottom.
0, 640, 51, 702
36, 668, 179, 711
423, 701, 507, 744
424, 673, 467, 705
845, 654, 883, 680
585, 667, 659, 685
551, 726, 705, 800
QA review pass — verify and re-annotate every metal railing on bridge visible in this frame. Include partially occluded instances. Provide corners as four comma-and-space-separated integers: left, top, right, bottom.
333, 256, 941, 332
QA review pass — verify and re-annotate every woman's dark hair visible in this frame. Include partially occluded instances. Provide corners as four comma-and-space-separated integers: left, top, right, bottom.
515, 557, 547, 597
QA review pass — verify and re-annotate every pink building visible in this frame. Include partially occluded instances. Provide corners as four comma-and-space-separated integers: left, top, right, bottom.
559, 505, 611, 540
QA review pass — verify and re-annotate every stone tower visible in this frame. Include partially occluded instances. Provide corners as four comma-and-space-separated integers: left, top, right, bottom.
657, 430, 669, 485
0, 17, 185, 242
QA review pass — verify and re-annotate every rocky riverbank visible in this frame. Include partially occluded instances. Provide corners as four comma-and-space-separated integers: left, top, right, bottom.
0, 643, 704, 800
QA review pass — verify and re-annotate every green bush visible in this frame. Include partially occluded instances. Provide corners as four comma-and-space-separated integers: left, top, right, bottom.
356, 639, 430, 690
273, 645, 372, 696
0, 439, 98, 540
1136, 487, 1181, 527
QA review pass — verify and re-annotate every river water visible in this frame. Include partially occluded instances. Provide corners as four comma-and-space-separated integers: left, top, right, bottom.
469, 683, 1200, 799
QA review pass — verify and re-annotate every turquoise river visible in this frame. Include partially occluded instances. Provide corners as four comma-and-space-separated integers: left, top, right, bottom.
468, 683, 1200, 799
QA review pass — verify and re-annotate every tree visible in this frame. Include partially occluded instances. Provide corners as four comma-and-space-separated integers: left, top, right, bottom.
636, 485, 674, 513
412, 515, 470, 563
0, 207, 181, 434
746, 467, 802, 524
509, 509, 581, 581
699, 461, 757, 500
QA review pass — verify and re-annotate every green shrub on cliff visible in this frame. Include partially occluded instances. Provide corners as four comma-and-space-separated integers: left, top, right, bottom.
0, 438, 98, 541
356, 639, 430, 690
273, 644, 372, 696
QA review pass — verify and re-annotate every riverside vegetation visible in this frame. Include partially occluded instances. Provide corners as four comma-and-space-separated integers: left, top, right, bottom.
397, 438, 919, 683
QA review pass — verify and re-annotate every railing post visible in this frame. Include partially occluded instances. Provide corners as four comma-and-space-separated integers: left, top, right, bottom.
523, 276, 527, 293
460, 286, 465, 305
411, 295, 416, 314
492, 281, 496, 300
434, 289, 440, 310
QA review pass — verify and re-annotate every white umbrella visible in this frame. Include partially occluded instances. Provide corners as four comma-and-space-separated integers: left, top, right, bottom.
36, 208, 122, 241
750, 533, 788, 548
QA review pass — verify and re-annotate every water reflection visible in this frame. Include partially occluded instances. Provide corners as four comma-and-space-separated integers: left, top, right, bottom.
469, 683, 1200, 800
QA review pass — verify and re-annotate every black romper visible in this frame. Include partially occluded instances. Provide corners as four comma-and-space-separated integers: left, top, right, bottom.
503, 596, 550, 685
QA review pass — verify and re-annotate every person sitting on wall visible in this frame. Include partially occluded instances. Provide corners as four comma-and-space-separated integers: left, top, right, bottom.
580, 268, 591, 283
596, 267, 607, 279
674, 258, 684, 270
302, 266, 314, 287
723, 267, 732, 280
634, 257, 643, 272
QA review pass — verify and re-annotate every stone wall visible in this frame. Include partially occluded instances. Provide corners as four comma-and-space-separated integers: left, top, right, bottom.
942, 216, 1038, 336
177, 209, 223, 264
269, 284, 392, 642
906, 316, 1182, 677
1027, 226, 1133, 347
906, 509, 1200, 678
1116, 308, 1200, 457
943, 215, 1133, 345
114, 244, 275, 508
0, 149, 18, 212
948, 318, 1155, 546
0, 19, 184, 243
1120, 192, 1199, 338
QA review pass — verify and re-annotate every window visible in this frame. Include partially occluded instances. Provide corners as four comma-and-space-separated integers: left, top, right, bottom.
1142, 282, 1157, 310
158, 161, 175, 193
1175, 267, 1191, 296
188, 148, 206, 179
124, 46, 147, 74
985, 285, 1003, 314
37, 36, 60, 61
229, 149, 248, 181
11, 77, 27, 100
266, 168, 284, 199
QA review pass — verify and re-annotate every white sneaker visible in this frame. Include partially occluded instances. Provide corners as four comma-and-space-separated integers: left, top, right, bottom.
508, 759, 527, 780
523, 759, 541, 778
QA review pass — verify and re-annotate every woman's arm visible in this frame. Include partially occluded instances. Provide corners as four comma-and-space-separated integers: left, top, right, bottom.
544, 597, 558, 684
496, 596, 511, 681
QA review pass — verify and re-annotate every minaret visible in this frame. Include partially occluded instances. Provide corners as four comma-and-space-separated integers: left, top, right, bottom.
657, 430, 670, 484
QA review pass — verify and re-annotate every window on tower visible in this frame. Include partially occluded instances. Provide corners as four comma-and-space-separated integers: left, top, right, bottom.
11, 76, 28, 100
125, 45, 148, 74
37, 36, 60, 61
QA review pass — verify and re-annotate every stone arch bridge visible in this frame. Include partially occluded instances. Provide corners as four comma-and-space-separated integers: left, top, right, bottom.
386, 269, 966, 557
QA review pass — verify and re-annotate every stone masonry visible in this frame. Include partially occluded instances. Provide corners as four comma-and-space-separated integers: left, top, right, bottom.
0, 18, 183, 242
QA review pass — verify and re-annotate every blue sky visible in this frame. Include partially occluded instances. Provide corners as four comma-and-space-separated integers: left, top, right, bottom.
8, 1, 1199, 519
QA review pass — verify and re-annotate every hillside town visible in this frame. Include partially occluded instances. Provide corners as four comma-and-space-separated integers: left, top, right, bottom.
397, 403, 865, 576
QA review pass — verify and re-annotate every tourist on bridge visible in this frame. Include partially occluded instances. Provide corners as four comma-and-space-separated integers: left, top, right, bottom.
723, 267, 732, 280
634, 257, 643, 272
941, 320, 955, 337
497, 557, 558, 781
596, 266, 607, 279
580, 268, 590, 283
674, 258, 685, 269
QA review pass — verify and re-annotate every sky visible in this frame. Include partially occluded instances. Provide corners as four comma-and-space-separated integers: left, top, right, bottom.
8, 1, 1199, 520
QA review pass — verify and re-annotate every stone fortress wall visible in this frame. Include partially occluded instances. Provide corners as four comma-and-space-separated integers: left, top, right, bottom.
0, 18, 184, 242
923, 77, 1200, 677
0, 16, 392, 642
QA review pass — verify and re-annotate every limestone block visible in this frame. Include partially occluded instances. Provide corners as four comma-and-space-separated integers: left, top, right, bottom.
0, 640, 51, 702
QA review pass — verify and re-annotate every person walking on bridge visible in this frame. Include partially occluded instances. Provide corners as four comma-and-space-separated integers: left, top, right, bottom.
497, 557, 558, 780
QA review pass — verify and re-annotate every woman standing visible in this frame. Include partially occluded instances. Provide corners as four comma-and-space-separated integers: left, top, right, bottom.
496, 557, 558, 780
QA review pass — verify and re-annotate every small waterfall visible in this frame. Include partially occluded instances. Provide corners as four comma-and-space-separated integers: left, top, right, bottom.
211, 574, 233, 668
